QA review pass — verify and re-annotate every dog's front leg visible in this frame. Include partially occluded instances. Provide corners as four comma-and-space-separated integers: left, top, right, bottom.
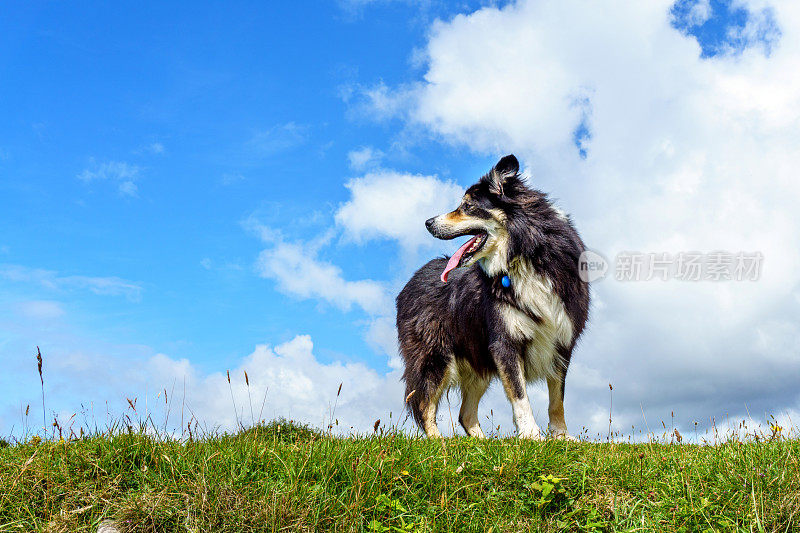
490, 340, 542, 439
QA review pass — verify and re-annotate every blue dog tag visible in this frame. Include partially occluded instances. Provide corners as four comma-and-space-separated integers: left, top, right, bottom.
501, 275, 511, 288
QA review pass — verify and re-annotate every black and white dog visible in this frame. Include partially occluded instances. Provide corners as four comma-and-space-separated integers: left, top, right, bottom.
396, 155, 589, 439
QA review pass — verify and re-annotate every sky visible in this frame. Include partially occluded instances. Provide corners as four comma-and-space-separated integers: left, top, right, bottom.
1, 0, 798, 441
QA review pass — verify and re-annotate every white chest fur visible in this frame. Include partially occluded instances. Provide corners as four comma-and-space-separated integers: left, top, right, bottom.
499, 260, 574, 382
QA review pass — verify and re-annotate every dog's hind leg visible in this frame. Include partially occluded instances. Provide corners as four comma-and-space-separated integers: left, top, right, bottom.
404, 355, 452, 438
418, 375, 448, 438
546, 374, 571, 439
458, 366, 489, 438
547, 347, 574, 440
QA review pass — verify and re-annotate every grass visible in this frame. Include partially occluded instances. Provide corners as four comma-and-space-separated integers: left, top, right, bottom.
4, 350, 798, 531
1, 420, 798, 532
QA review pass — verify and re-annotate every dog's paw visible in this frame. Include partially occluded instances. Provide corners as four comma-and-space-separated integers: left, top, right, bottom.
518, 428, 545, 440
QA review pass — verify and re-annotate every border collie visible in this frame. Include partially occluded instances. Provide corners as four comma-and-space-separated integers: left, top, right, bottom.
396, 155, 589, 439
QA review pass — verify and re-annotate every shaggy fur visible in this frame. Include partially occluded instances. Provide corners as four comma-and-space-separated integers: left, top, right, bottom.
396, 155, 589, 439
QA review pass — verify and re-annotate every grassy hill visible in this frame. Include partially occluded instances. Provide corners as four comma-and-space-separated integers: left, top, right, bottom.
1, 422, 798, 532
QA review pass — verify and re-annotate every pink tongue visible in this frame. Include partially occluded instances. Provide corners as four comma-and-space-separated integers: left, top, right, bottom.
440, 235, 479, 283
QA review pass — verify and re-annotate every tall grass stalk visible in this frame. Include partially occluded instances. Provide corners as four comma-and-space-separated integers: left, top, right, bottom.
244, 370, 255, 427
36, 346, 45, 436
607, 382, 613, 442
226, 370, 240, 430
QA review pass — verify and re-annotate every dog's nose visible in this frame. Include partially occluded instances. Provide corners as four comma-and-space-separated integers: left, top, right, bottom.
425, 217, 435, 231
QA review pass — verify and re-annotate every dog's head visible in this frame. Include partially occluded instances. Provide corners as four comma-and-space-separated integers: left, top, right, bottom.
426, 154, 522, 282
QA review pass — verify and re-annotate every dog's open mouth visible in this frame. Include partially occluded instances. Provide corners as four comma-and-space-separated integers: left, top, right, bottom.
440, 233, 488, 282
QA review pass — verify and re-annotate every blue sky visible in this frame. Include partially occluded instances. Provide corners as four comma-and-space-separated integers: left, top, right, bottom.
1, 2, 482, 364
2, 0, 798, 439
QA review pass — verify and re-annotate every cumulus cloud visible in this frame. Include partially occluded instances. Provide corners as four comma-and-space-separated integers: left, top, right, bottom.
251, 165, 464, 348
255, 233, 392, 315
77, 159, 141, 197
363, 315, 402, 369
0, 327, 409, 437
335, 170, 464, 251
248, 197, 405, 375
354, 0, 800, 434
178, 335, 403, 432
111, 336, 399, 434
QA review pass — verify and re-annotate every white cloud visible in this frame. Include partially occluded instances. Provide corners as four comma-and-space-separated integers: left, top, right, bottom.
69, 275, 142, 300
117, 180, 138, 197
77, 159, 141, 197
724, 4, 782, 56
353, 0, 800, 433
0, 328, 408, 437
347, 146, 384, 171
356, 82, 417, 121
186, 335, 402, 432
255, 233, 391, 316
335, 170, 464, 251
364, 315, 401, 369
0, 264, 143, 302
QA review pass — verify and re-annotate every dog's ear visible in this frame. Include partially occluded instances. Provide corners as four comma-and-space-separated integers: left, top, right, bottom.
482, 154, 519, 196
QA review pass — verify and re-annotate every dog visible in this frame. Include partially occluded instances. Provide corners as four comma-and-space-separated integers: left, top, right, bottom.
396, 154, 589, 439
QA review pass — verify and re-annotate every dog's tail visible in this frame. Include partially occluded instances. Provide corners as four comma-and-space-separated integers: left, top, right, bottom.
403, 384, 425, 430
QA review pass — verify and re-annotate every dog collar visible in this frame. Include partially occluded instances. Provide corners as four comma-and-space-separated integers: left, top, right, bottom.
478, 259, 512, 288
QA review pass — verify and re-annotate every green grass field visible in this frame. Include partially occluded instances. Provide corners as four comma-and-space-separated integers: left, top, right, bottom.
1, 420, 798, 532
